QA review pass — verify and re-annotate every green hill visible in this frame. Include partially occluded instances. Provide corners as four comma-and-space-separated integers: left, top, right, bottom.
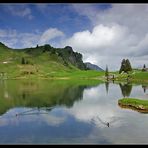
0, 42, 104, 79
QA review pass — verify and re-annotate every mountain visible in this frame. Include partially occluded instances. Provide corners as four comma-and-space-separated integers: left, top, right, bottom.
21, 44, 86, 70
85, 62, 104, 71
0, 42, 89, 78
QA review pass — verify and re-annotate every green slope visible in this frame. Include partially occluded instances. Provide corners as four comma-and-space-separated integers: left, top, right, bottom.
0, 42, 104, 80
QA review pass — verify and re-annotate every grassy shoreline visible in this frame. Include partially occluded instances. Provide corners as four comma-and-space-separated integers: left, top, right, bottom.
0, 65, 147, 84
106, 70, 148, 84
118, 98, 148, 113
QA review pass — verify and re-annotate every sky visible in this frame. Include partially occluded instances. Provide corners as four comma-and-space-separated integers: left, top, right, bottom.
0, 3, 147, 70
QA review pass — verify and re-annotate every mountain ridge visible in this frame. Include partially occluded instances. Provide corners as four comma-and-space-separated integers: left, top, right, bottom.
85, 62, 104, 71
0, 41, 104, 79
0, 42, 86, 70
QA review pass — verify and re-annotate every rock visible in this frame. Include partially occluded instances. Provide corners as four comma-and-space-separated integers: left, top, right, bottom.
138, 105, 145, 109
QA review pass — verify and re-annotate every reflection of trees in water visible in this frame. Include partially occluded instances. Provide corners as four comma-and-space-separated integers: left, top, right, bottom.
19, 85, 87, 108
142, 85, 148, 93
105, 82, 109, 94
0, 81, 97, 115
0, 80, 9, 99
58, 85, 87, 108
119, 83, 132, 97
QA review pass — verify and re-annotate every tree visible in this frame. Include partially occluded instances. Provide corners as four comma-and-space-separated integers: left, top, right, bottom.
105, 65, 109, 80
143, 64, 146, 69
125, 59, 132, 72
119, 59, 126, 74
21, 57, 25, 64
119, 59, 132, 74
142, 64, 146, 72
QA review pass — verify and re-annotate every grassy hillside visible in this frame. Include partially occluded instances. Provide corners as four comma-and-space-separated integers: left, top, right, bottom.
0, 42, 147, 83
0, 42, 104, 80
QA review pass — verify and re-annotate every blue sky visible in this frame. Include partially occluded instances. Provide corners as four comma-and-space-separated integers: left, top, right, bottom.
0, 3, 147, 70
0, 3, 111, 47
0, 4, 109, 39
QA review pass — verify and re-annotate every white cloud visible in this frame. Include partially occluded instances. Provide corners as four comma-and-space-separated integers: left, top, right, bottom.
4, 5, 33, 20
39, 28, 64, 45
60, 4, 148, 70
0, 28, 64, 49
61, 24, 140, 69
63, 24, 129, 53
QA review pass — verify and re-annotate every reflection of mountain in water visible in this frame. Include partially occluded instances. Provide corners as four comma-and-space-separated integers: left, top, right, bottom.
119, 83, 133, 97
0, 80, 100, 115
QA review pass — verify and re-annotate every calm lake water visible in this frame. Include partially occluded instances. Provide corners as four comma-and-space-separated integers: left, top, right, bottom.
0, 80, 147, 144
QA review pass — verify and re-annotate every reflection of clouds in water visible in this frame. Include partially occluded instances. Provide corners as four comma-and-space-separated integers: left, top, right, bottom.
130, 85, 148, 100
40, 114, 66, 126
64, 84, 125, 128
0, 108, 33, 126
0, 107, 66, 127
83, 87, 100, 98
0, 116, 19, 127
0, 118, 8, 126
90, 116, 126, 128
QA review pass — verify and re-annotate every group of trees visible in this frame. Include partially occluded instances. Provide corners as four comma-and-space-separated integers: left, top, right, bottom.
119, 59, 132, 74
105, 58, 132, 77
105, 59, 147, 81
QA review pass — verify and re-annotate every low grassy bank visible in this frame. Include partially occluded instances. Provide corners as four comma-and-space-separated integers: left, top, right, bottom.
118, 98, 148, 113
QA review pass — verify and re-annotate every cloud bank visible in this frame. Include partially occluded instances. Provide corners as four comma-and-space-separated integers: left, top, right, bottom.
61, 4, 148, 70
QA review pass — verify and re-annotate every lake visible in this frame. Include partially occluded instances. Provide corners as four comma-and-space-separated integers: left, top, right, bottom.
0, 80, 147, 144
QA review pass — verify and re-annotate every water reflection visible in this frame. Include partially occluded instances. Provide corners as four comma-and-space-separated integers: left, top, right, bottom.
0, 80, 99, 115
0, 80, 147, 144
142, 85, 148, 93
119, 83, 132, 97
105, 82, 109, 94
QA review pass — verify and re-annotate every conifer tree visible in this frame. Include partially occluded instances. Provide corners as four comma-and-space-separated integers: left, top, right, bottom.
119, 59, 126, 74
119, 59, 132, 74
21, 57, 25, 64
105, 65, 109, 80
142, 64, 146, 71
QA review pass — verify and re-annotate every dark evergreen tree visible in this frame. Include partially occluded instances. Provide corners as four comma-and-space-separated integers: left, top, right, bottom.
119, 59, 132, 74
119, 59, 126, 74
143, 64, 146, 69
125, 59, 132, 72
142, 64, 146, 71
105, 65, 109, 78
21, 57, 25, 64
